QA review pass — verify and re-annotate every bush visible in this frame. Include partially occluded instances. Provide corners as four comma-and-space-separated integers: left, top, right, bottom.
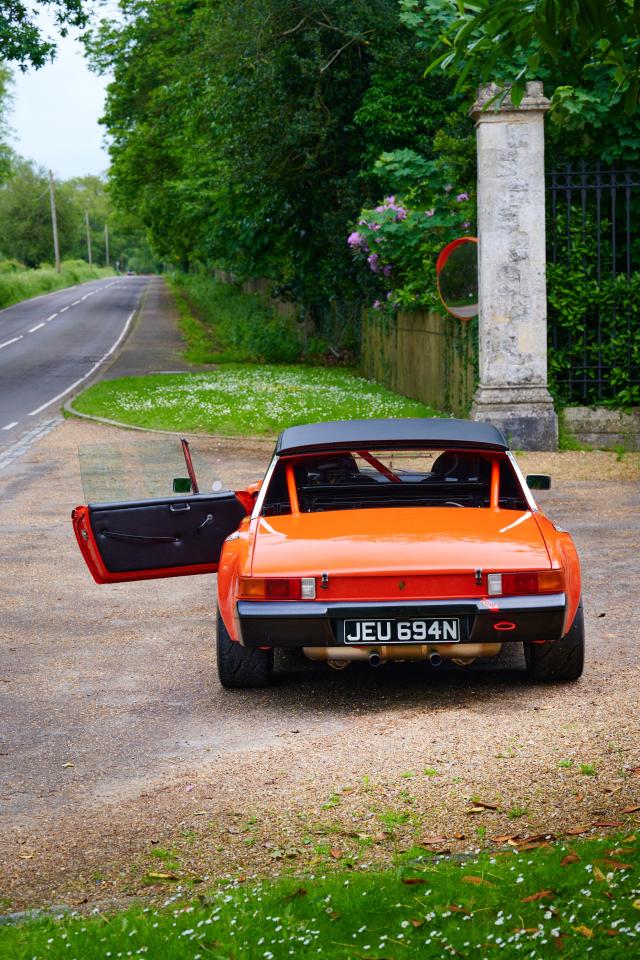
171, 272, 303, 363
547, 212, 640, 408
0, 258, 25, 274
348, 149, 474, 312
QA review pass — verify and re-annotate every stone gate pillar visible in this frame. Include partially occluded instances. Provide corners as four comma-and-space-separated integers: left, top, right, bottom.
470, 81, 558, 450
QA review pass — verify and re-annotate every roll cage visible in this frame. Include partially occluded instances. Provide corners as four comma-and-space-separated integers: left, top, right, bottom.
253, 447, 535, 518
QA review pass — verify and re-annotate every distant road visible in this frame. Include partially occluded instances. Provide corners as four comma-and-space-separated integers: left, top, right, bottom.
0, 276, 149, 464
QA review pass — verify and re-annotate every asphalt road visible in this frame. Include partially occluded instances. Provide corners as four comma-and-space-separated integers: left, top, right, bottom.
0, 276, 149, 462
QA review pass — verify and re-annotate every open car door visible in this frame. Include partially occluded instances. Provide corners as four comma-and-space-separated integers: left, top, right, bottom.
72, 493, 247, 584
72, 437, 248, 584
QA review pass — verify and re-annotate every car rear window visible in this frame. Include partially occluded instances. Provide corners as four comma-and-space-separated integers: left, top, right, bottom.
261, 448, 528, 515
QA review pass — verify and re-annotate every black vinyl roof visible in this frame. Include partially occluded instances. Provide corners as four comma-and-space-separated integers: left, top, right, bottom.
275, 418, 508, 455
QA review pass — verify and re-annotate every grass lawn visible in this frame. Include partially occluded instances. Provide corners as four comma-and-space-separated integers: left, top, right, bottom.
2, 833, 639, 958
71, 365, 438, 436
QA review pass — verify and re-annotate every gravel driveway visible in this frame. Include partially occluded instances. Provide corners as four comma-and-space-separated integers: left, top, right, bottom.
1, 420, 639, 910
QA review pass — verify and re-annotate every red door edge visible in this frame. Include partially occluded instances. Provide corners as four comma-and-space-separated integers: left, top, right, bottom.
72, 505, 220, 585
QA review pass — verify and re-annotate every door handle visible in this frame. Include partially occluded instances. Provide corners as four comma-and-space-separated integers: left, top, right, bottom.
169, 502, 191, 512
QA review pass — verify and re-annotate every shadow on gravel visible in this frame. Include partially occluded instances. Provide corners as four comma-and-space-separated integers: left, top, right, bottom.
215, 643, 546, 720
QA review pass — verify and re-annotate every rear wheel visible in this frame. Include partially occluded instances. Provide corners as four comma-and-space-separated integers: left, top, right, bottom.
525, 599, 584, 681
216, 607, 274, 688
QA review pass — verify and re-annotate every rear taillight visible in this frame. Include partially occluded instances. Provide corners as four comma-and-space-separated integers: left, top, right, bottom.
487, 570, 564, 596
238, 577, 305, 600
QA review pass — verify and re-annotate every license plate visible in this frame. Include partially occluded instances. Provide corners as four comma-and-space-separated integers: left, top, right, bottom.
343, 618, 460, 644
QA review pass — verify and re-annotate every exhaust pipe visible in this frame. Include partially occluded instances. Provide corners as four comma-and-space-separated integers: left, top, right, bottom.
303, 643, 502, 665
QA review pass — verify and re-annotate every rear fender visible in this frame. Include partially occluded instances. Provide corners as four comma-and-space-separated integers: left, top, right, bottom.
535, 515, 581, 633
217, 517, 255, 642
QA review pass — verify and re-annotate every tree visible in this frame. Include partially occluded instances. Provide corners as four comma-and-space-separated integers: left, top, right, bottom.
411, 0, 640, 113
87, 0, 445, 317
0, 1, 89, 69
0, 163, 155, 268
65, 174, 160, 270
0, 159, 80, 265
401, 0, 640, 160
0, 64, 12, 181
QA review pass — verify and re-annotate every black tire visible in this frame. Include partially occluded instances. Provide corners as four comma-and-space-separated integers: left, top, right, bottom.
216, 607, 274, 688
525, 599, 585, 682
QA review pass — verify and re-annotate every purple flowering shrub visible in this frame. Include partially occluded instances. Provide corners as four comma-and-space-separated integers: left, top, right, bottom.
348, 150, 475, 310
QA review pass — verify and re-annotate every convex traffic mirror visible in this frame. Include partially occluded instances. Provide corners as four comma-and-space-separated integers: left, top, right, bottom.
436, 236, 478, 320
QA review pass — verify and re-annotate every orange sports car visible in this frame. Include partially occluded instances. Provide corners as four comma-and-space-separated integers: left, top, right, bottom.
72, 418, 584, 688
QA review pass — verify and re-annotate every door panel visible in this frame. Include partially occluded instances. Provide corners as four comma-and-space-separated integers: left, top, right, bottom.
73, 492, 247, 584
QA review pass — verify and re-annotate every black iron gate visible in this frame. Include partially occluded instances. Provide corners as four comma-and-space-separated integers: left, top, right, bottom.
546, 162, 640, 405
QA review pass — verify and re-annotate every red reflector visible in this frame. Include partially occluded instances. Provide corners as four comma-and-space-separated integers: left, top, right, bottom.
265, 578, 301, 600
493, 620, 517, 631
501, 572, 539, 595
238, 577, 301, 600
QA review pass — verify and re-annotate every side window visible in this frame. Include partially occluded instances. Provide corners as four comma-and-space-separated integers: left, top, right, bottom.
78, 439, 229, 502
261, 462, 292, 516
499, 460, 528, 510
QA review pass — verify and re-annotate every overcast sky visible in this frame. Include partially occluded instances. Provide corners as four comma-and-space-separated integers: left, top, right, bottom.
9, 5, 119, 179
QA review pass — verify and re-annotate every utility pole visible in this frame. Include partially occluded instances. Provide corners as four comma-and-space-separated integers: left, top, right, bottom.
104, 222, 109, 267
48, 170, 61, 273
85, 210, 92, 266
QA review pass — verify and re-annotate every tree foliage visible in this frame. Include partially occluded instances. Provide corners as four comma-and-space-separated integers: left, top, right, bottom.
0, 159, 156, 268
0, 63, 13, 181
0, 158, 77, 265
86, 0, 464, 321
406, 0, 640, 116
0, 0, 89, 68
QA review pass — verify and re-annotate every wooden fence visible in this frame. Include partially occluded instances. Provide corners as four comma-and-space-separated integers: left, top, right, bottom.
361, 308, 476, 417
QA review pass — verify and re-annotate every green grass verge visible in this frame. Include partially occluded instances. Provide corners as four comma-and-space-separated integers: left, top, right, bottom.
0, 260, 115, 309
169, 273, 304, 364
71, 366, 438, 435
2, 833, 639, 958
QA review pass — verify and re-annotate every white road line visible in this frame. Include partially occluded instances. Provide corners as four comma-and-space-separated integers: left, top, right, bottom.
29, 322, 45, 333
59, 305, 69, 313
71, 299, 82, 306
27, 309, 136, 417
2, 422, 18, 430
46, 313, 58, 321
0, 335, 23, 350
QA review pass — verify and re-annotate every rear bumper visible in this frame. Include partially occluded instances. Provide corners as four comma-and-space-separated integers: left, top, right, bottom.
235, 593, 566, 648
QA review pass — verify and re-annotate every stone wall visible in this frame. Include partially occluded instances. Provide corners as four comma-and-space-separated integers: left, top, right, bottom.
563, 407, 640, 450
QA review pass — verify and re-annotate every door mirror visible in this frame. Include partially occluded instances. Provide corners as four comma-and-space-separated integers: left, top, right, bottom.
436, 236, 478, 320
526, 474, 551, 490
173, 477, 192, 494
